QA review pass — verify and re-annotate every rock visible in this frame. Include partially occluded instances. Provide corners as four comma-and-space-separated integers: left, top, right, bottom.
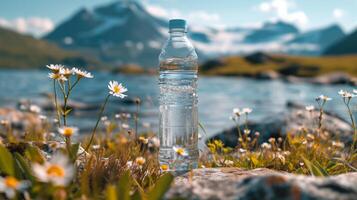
200, 59, 225, 71
165, 168, 357, 200
255, 70, 281, 80
312, 73, 357, 86
212, 102, 353, 147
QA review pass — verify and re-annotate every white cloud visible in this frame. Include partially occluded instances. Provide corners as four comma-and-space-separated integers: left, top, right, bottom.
145, 4, 224, 28
0, 17, 54, 37
256, 0, 309, 28
333, 8, 345, 19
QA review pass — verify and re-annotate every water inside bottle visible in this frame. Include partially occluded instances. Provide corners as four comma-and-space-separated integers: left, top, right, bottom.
159, 58, 199, 172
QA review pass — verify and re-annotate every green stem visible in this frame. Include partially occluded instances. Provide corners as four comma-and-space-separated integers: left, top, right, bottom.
345, 101, 357, 153
85, 94, 110, 151
53, 80, 61, 127
135, 102, 139, 137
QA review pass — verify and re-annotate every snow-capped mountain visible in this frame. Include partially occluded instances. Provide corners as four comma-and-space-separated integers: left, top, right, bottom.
44, 0, 346, 68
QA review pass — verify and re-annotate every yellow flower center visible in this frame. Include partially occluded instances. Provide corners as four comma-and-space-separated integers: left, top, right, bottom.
63, 127, 74, 137
113, 85, 121, 94
160, 164, 169, 171
135, 157, 145, 166
4, 177, 19, 188
46, 165, 65, 177
176, 148, 185, 156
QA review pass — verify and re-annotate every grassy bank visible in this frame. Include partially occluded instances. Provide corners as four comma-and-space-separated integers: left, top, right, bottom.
200, 53, 357, 77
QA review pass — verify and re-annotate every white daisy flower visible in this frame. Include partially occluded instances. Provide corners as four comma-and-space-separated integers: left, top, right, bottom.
72, 68, 93, 79
32, 153, 74, 186
58, 126, 79, 137
242, 108, 252, 114
59, 67, 73, 78
126, 161, 133, 168
160, 164, 169, 171
173, 146, 188, 157
121, 123, 129, 129
48, 73, 67, 82
261, 142, 272, 149
135, 157, 146, 166
305, 105, 315, 112
233, 108, 240, 116
139, 136, 149, 144
244, 129, 251, 135
0, 176, 30, 198
29, 105, 41, 114
338, 90, 356, 98
149, 137, 160, 148
316, 95, 332, 101
108, 81, 128, 98
46, 64, 64, 73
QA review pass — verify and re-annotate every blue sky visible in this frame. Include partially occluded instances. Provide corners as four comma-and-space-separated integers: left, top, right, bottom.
0, 0, 356, 36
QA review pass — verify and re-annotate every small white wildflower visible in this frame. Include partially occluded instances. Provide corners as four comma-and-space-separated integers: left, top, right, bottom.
305, 105, 315, 112
261, 142, 272, 149
160, 164, 169, 171
254, 132, 260, 137
149, 137, 160, 148
338, 90, 355, 98
135, 157, 146, 166
39, 115, 47, 120
268, 138, 276, 143
173, 146, 188, 157
316, 95, 332, 102
92, 145, 100, 150
101, 116, 108, 121
244, 129, 251, 135
58, 126, 79, 137
29, 105, 41, 113
242, 108, 252, 114
72, 67, 93, 79
239, 148, 246, 153
46, 64, 64, 73
332, 141, 345, 148
59, 67, 73, 78
139, 136, 149, 144
121, 123, 129, 129
142, 122, 151, 128
0, 176, 30, 199
126, 161, 133, 168
108, 81, 128, 98
223, 160, 234, 166
233, 108, 240, 116
48, 73, 67, 82
33, 153, 74, 186
307, 134, 315, 140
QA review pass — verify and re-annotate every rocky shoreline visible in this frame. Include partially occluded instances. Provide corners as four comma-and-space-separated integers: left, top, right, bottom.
166, 168, 357, 200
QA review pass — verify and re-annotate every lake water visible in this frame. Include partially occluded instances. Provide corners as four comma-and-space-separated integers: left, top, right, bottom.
0, 70, 355, 138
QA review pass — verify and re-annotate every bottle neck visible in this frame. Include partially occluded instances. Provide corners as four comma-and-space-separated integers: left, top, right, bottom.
169, 29, 186, 37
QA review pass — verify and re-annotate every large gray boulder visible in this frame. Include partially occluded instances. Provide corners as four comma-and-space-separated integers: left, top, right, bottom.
165, 168, 357, 200
211, 102, 353, 147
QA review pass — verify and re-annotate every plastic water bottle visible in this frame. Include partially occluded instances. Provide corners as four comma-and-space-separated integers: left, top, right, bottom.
158, 19, 199, 172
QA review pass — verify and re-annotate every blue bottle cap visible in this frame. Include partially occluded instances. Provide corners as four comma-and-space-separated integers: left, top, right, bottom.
169, 19, 187, 31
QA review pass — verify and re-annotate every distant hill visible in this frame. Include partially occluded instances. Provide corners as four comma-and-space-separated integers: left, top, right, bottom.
44, 0, 347, 67
287, 25, 345, 55
324, 28, 357, 55
244, 21, 299, 43
0, 27, 102, 69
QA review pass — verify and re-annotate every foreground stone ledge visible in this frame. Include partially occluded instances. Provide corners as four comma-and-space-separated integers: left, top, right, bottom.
166, 168, 357, 200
